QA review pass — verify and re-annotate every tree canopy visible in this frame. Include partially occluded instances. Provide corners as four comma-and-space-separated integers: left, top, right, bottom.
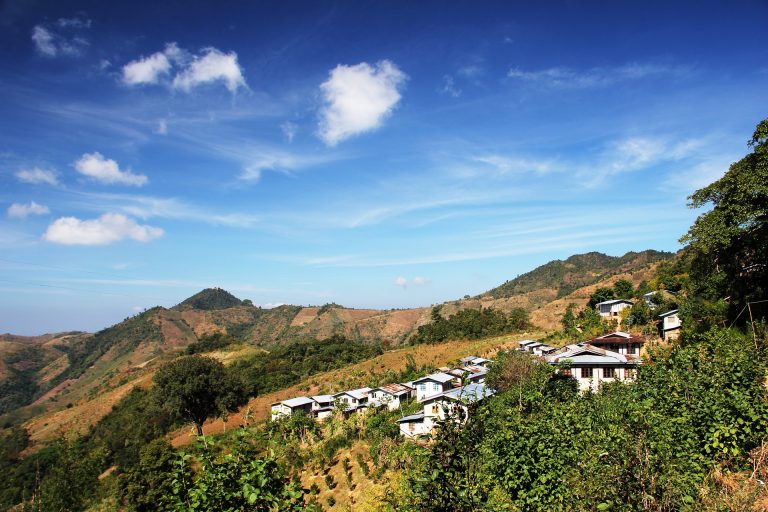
681, 118, 768, 323
153, 355, 246, 436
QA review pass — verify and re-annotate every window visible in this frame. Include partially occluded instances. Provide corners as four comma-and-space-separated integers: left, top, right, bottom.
409, 422, 415, 432
560, 368, 572, 377
581, 367, 593, 379
627, 345, 637, 355
433, 383, 441, 391
418, 384, 426, 392
603, 368, 616, 379
431, 405, 439, 414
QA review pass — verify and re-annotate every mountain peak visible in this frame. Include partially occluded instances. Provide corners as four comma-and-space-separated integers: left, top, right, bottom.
173, 288, 244, 311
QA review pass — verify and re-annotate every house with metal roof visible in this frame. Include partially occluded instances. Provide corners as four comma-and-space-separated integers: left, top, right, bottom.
332, 387, 372, 415
412, 372, 456, 401
446, 365, 488, 385
398, 383, 496, 437
368, 383, 414, 411
586, 331, 644, 356
595, 299, 634, 318
546, 343, 641, 393
659, 309, 681, 341
311, 395, 335, 421
270, 396, 315, 420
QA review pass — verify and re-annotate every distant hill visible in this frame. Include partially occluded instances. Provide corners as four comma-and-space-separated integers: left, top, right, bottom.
173, 287, 244, 311
482, 250, 673, 300
1, 249, 674, 432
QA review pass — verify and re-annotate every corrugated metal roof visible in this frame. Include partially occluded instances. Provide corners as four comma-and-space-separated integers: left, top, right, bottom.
658, 309, 679, 317
397, 412, 425, 423
373, 383, 411, 396
413, 372, 455, 384
312, 395, 334, 403
282, 397, 314, 408
596, 299, 634, 306
422, 383, 495, 404
333, 387, 371, 400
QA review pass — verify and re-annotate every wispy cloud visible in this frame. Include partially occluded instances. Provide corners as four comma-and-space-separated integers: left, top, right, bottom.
31, 15, 91, 57
507, 62, 687, 88
72, 192, 261, 228
280, 121, 298, 142
15, 167, 59, 186
7, 201, 50, 218
473, 155, 556, 175
439, 75, 462, 97
318, 60, 407, 146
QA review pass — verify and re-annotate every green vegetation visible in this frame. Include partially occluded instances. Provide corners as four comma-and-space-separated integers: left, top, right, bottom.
483, 250, 672, 299
56, 309, 163, 381
409, 306, 531, 344
0, 346, 48, 414
154, 355, 247, 436
681, 119, 768, 327
173, 287, 245, 311
185, 332, 239, 354
400, 326, 768, 511
230, 334, 383, 397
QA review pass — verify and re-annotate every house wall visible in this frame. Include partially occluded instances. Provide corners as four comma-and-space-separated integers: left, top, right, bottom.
565, 366, 637, 392
415, 380, 448, 401
399, 420, 430, 437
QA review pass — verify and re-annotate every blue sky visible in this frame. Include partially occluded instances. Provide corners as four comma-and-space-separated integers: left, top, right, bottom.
1, 0, 766, 335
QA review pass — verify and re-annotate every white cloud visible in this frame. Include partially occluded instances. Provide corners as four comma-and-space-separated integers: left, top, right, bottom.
122, 43, 245, 93
394, 276, 430, 287
155, 119, 168, 135
507, 62, 685, 88
122, 51, 172, 85
261, 302, 285, 309
663, 156, 732, 194
7, 201, 50, 218
15, 167, 59, 186
172, 47, 246, 92
43, 213, 163, 245
74, 152, 148, 186
394, 276, 408, 287
412, 276, 431, 286
440, 75, 462, 97
31, 17, 90, 57
318, 60, 407, 146
281, 121, 298, 142
31, 26, 57, 56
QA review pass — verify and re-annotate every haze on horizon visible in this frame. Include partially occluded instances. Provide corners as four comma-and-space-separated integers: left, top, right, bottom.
1, 0, 766, 335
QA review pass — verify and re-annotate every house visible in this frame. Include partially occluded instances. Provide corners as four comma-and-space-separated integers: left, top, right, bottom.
595, 299, 634, 318
517, 340, 539, 351
546, 343, 641, 393
368, 383, 414, 411
412, 372, 456, 401
586, 331, 644, 356
311, 395, 335, 420
398, 383, 495, 437
271, 396, 315, 420
532, 344, 557, 356
397, 412, 429, 437
659, 309, 682, 341
459, 356, 493, 368
446, 365, 488, 385
332, 387, 372, 413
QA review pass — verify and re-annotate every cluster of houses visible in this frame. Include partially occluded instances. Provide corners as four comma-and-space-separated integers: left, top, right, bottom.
595, 292, 681, 341
270, 355, 496, 438
270, 327, 659, 437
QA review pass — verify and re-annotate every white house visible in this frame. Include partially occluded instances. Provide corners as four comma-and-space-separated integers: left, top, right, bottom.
412, 372, 456, 401
659, 309, 682, 341
368, 383, 414, 411
398, 383, 495, 437
586, 331, 644, 356
595, 299, 634, 318
446, 365, 488, 385
271, 396, 315, 420
458, 356, 493, 368
333, 387, 372, 413
545, 343, 641, 393
311, 395, 335, 420
517, 340, 539, 351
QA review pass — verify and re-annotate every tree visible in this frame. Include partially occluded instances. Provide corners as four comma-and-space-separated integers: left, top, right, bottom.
612, 279, 634, 299
680, 118, 768, 324
587, 287, 616, 308
153, 355, 246, 436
